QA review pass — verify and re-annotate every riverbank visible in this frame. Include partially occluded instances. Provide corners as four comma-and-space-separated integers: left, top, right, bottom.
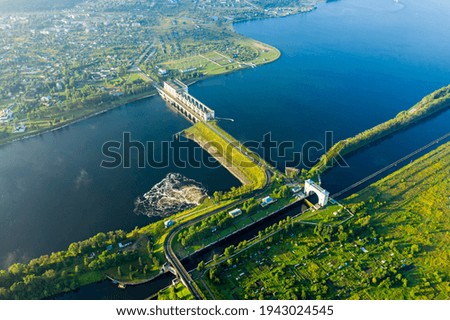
0, 195, 239, 299
0, 40, 280, 148
0, 89, 157, 147
309, 84, 450, 175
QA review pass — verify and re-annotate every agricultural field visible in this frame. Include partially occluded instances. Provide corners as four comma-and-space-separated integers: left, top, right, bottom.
196, 142, 450, 299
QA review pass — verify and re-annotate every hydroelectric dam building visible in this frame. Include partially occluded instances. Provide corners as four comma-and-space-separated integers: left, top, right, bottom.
156, 80, 215, 123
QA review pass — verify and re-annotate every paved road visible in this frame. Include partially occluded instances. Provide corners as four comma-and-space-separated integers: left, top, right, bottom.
160, 94, 275, 299
164, 200, 241, 300
163, 164, 273, 300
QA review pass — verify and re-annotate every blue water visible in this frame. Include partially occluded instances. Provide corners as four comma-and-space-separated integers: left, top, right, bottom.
1, 0, 450, 269
190, 0, 450, 190
0, 98, 239, 268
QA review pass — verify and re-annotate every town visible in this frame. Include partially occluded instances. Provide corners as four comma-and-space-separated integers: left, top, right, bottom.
0, 0, 316, 144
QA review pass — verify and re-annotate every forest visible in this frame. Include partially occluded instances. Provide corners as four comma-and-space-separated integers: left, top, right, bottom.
0, 224, 165, 299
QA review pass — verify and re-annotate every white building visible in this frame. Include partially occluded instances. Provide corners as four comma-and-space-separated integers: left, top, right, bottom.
0, 108, 13, 123
261, 196, 276, 207
228, 208, 242, 218
164, 219, 175, 228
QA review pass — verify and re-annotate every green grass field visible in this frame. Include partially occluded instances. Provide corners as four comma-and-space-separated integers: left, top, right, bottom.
185, 121, 267, 189
160, 39, 280, 76
157, 282, 194, 300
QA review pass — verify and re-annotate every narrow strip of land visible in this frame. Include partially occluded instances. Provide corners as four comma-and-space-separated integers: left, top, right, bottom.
310, 85, 450, 175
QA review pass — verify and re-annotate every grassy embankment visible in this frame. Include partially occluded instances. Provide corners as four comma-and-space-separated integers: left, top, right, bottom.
172, 182, 298, 258
195, 141, 450, 299
185, 121, 267, 190
309, 85, 450, 176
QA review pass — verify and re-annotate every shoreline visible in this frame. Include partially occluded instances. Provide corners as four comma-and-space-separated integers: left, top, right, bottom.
309, 84, 450, 176
0, 43, 280, 148
0, 91, 158, 148
0, 4, 288, 149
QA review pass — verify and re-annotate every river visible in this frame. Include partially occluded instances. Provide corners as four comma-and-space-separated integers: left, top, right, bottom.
0, 98, 240, 269
191, 0, 450, 193
1, 0, 450, 296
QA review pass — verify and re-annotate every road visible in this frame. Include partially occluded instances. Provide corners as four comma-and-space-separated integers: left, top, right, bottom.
163, 200, 241, 300
163, 167, 273, 299
163, 139, 274, 299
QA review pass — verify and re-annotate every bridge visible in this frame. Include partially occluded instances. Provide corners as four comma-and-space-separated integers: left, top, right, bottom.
156, 80, 215, 123
304, 179, 329, 207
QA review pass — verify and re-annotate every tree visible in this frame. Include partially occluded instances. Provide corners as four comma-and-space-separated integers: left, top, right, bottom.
152, 256, 161, 269
8, 263, 24, 276
147, 240, 153, 255
143, 265, 148, 276
224, 245, 235, 257
209, 267, 220, 284
197, 261, 205, 272
118, 66, 127, 78
410, 244, 419, 255
168, 286, 177, 300
68, 242, 80, 256
213, 191, 222, 202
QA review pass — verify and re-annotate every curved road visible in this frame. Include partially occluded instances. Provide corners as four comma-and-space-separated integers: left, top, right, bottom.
164, 165, 273, 300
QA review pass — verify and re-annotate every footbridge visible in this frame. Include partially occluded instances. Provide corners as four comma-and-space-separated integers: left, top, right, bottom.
304, 179, 329, 207
156, 80, 215, 123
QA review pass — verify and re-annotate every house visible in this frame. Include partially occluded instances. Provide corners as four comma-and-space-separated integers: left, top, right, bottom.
118, 241, 133, 249
261, 196, 276, 207
291, 186, 302, 193
164, 219, 175, 228
228, 208, 242, 218
0, 108, 13, 123
40, 96, 51, 105
158, 68, 168, 76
